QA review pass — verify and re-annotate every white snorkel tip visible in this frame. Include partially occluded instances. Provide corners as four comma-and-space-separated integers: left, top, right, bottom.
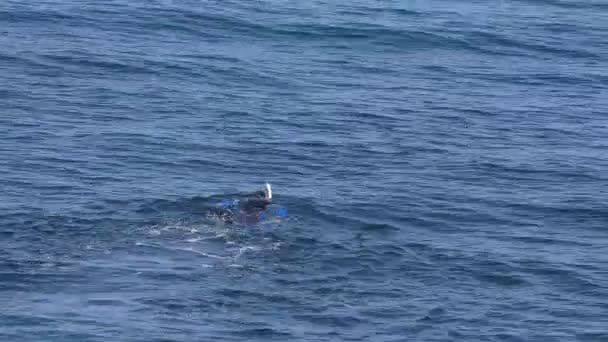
265, 183, 272, 200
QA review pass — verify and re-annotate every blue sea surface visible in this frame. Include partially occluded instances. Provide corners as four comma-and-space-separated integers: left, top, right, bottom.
1, 0, 607, 341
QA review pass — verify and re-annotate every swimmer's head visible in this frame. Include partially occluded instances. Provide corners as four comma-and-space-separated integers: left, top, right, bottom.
254, 190, 269, 201
253, 183, 272, 203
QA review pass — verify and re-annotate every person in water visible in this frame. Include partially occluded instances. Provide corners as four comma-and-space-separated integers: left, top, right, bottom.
213, 183, 273, 224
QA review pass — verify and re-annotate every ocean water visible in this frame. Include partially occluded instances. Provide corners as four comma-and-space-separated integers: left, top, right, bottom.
1, 0, 607, 341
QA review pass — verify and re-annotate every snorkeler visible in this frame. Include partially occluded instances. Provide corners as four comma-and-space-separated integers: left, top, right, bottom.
213, 183, 273, 224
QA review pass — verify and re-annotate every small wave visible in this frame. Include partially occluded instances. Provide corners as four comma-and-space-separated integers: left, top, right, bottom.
0, 7, 82, 24
517, 0, 608, 11
463, 30, 599, 59
39, 53, 154, 75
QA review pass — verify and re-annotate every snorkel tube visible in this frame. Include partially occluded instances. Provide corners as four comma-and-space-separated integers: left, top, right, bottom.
265, 183, 272, 200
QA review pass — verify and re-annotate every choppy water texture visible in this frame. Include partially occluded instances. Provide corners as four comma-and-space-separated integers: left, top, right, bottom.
1, 0, 608, 341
